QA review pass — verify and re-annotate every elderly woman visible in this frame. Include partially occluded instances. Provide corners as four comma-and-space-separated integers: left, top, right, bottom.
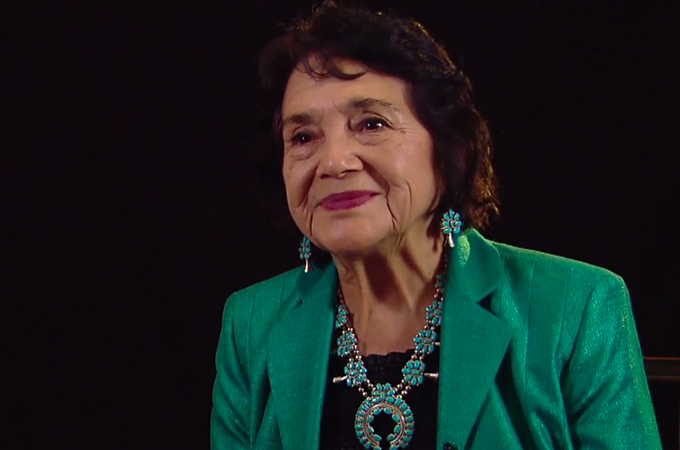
211, 3, 661, 450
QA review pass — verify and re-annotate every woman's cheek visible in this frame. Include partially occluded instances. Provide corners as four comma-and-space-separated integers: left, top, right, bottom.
283, 158, 316, 209
285, 141, 318, 162
356, 132, 390, 148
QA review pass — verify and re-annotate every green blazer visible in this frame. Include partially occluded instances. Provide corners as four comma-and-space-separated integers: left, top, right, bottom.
211, 230, 661, 450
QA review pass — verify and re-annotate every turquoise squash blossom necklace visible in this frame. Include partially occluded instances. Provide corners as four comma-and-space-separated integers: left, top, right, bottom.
333, 263, 446, 450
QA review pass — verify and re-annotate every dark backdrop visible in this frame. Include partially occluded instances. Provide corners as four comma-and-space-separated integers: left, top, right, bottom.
4, 1, 679, 449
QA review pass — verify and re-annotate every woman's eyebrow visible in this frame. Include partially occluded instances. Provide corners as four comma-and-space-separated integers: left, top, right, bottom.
281, 112, 315, 130
348, 97, 402, 114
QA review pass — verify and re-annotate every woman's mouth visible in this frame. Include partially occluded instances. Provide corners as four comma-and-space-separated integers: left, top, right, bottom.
320, 191, 377, 211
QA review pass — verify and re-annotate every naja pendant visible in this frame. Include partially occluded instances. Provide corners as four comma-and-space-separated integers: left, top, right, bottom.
354, 384, 415, 450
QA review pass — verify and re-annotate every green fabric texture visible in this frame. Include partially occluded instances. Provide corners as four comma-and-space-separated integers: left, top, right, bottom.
211, 230, 661, 449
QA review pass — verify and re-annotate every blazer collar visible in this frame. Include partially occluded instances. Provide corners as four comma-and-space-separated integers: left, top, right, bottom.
267, 230, 509, 450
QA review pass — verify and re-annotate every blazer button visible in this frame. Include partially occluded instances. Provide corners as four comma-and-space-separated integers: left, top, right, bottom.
443, 443, 457, 450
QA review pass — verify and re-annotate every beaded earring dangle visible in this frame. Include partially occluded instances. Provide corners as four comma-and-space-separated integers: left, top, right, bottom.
298, 236, 313, 273
440, 208, 463, 248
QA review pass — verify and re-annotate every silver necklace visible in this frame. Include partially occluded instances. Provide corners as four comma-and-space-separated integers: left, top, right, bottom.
332, 267, 445, 450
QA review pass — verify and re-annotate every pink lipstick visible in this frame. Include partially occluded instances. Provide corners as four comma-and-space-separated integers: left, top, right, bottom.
320, 190, 377, 211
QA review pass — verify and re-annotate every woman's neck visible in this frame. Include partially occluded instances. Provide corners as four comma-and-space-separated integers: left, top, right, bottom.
332, 230, 446, 354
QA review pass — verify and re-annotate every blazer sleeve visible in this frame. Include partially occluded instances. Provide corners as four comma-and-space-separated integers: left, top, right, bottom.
561, 274, 662, 449
211, 293, 251, 450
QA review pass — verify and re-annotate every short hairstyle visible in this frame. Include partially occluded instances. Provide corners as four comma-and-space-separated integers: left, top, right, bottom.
258, 1, 499, 230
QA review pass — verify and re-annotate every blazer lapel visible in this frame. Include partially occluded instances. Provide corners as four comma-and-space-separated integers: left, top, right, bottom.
437, 230, 511, 449
267, 262, 337, 450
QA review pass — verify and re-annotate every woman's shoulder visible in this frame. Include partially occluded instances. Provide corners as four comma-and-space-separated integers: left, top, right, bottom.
234, 266, 302, 296
484, 238, 629, 319
218, 267, 308, 350
226, 267, 304, 313
489, 239, 624, 287
485, 239, 633, 360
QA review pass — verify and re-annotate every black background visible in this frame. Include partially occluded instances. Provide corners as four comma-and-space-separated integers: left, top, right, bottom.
5, 1, 679, 449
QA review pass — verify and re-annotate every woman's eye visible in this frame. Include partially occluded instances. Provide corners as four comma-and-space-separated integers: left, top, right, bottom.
360, 117, 389, 131
290, 132, 313, 146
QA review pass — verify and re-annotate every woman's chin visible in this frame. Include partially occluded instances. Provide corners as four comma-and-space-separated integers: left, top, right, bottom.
316, 233, 385, 258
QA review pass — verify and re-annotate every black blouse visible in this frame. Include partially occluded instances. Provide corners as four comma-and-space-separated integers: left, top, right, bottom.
320, 328, 440, 450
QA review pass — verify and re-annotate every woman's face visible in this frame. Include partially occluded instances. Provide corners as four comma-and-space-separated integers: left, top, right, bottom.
281, 59, 440, 256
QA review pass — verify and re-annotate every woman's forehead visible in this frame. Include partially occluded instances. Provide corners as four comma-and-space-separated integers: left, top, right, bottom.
281, 62, 410, 117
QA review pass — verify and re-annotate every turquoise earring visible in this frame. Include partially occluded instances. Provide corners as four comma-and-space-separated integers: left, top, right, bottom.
299, 236, 313, 273
441, 209, 463, 247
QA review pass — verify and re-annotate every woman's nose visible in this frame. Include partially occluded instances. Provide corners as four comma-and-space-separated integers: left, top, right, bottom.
317, 133, 363, 178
